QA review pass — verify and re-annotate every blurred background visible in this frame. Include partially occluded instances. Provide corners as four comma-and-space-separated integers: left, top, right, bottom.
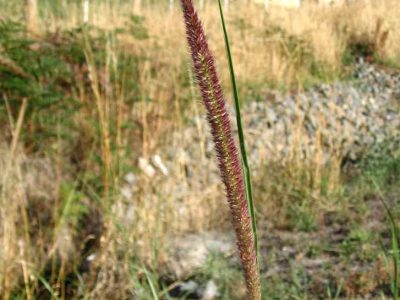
0, 0, 399, 299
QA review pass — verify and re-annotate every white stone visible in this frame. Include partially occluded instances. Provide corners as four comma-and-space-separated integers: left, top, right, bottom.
124, 172, 136, 185
202, 280, 219, 300
152, 154, 169, 176
138, 157, 156, 177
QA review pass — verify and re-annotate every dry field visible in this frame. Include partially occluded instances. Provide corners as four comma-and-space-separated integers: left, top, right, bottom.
0, 0, 399, 299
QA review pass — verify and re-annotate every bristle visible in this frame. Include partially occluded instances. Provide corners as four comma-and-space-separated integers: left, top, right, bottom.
180, 0, 261, 298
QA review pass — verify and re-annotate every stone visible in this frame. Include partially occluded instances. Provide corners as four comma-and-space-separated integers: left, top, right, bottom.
165, 232, 235, 278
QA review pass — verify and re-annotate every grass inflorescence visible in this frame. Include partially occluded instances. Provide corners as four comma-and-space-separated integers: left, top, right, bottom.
180, 0, 261, 298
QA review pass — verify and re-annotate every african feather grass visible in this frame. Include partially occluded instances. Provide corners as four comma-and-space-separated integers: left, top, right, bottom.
180, 0, 261, 298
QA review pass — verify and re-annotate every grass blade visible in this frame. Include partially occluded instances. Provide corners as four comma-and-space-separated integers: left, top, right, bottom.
143, 268, 160, 300
36, 274, 59, 300
382, 199, 399, 300
372, 180, 399, 300
216, 0, 258, 259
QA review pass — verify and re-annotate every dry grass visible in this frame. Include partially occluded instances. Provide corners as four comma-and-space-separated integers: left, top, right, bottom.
11, 0, 400, 90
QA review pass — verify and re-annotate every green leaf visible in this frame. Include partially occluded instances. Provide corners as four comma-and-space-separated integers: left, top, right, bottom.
217, 0, 258, 260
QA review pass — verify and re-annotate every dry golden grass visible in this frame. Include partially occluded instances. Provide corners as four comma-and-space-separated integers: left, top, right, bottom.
25, 0, 400, 91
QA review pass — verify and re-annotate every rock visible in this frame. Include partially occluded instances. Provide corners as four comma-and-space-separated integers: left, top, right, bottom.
201, 280, 219, 300
162, 59, 399, 175
138, 157, 156, 177
151, 154, 169, 176
165, 232, 235, 279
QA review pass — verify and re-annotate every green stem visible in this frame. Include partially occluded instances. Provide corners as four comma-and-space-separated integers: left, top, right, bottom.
217, 0, 258, 261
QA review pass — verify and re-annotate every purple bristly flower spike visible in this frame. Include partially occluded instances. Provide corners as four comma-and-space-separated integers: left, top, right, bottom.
180, 0, 261, 299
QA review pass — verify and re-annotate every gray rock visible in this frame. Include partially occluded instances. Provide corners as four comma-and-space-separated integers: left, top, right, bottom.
201, 280, 219, 300
165, 232, 235, 278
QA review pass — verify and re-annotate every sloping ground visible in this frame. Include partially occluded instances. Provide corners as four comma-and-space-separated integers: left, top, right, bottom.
161, 191, 400, 299
149, 61, 400, 299
1, 56, 398, 298
0, 59, 398, 298
164, 59, 400, 179
139, 59, 400, 234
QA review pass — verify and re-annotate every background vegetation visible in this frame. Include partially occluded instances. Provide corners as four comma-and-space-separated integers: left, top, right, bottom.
0, 0, 399, 299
